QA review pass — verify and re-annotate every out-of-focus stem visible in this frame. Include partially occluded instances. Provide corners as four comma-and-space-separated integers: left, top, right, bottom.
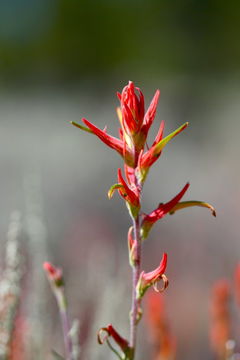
55, 289, 73, 360
0, 211, 22, 360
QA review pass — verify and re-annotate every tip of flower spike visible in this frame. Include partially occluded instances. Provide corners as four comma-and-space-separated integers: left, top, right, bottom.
128, 80, 134, 88
43, 262, 56, 275
43, 261, 64, 287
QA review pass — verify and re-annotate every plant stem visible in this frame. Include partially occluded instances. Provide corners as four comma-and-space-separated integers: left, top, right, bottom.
56, 289, 73, 360
129, 172, 142, 358
130, 215, 141, 347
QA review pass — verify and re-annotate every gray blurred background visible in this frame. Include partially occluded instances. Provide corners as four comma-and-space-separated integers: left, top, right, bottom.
0, 1, 240, 359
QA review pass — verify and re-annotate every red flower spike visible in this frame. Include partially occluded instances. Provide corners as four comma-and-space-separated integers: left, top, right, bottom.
72, 82, 163, 168
117, 168, 140, 217
43, 262, 64, 287
119, 82, 155, 158
136, 253, 168, 299
141, 183, 190, 239
98, 324, 130, 353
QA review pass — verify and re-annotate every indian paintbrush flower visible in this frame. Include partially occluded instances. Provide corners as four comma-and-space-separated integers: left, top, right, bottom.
71, 81, 215, 360
71, 81, 187, 176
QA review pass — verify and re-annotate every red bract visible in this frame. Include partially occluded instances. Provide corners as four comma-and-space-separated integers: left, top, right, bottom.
136, 253, 168, 299
140, 89, 160, 139
98, 324, 129, 352
141, 183, 190, 239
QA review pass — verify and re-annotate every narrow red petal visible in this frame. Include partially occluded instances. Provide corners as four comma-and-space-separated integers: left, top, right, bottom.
122, 103, 136, 133
135, 87, 145, 125
83, 119, 124, 154
142, 89, 160, 135
152, 120, 165, 146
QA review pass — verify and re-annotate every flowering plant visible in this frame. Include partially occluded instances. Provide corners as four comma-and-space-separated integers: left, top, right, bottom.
71, 81, 215, 360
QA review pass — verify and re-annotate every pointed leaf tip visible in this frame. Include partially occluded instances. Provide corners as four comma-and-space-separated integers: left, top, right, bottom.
71, 121, 93, 133
153, 121, 189, 156
107, 183, 123, 199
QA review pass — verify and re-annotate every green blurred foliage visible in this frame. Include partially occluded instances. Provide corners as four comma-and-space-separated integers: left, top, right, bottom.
0, 0, 240, 84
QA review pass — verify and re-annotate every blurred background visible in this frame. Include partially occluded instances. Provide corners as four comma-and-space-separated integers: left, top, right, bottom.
0, 1, 240, 359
